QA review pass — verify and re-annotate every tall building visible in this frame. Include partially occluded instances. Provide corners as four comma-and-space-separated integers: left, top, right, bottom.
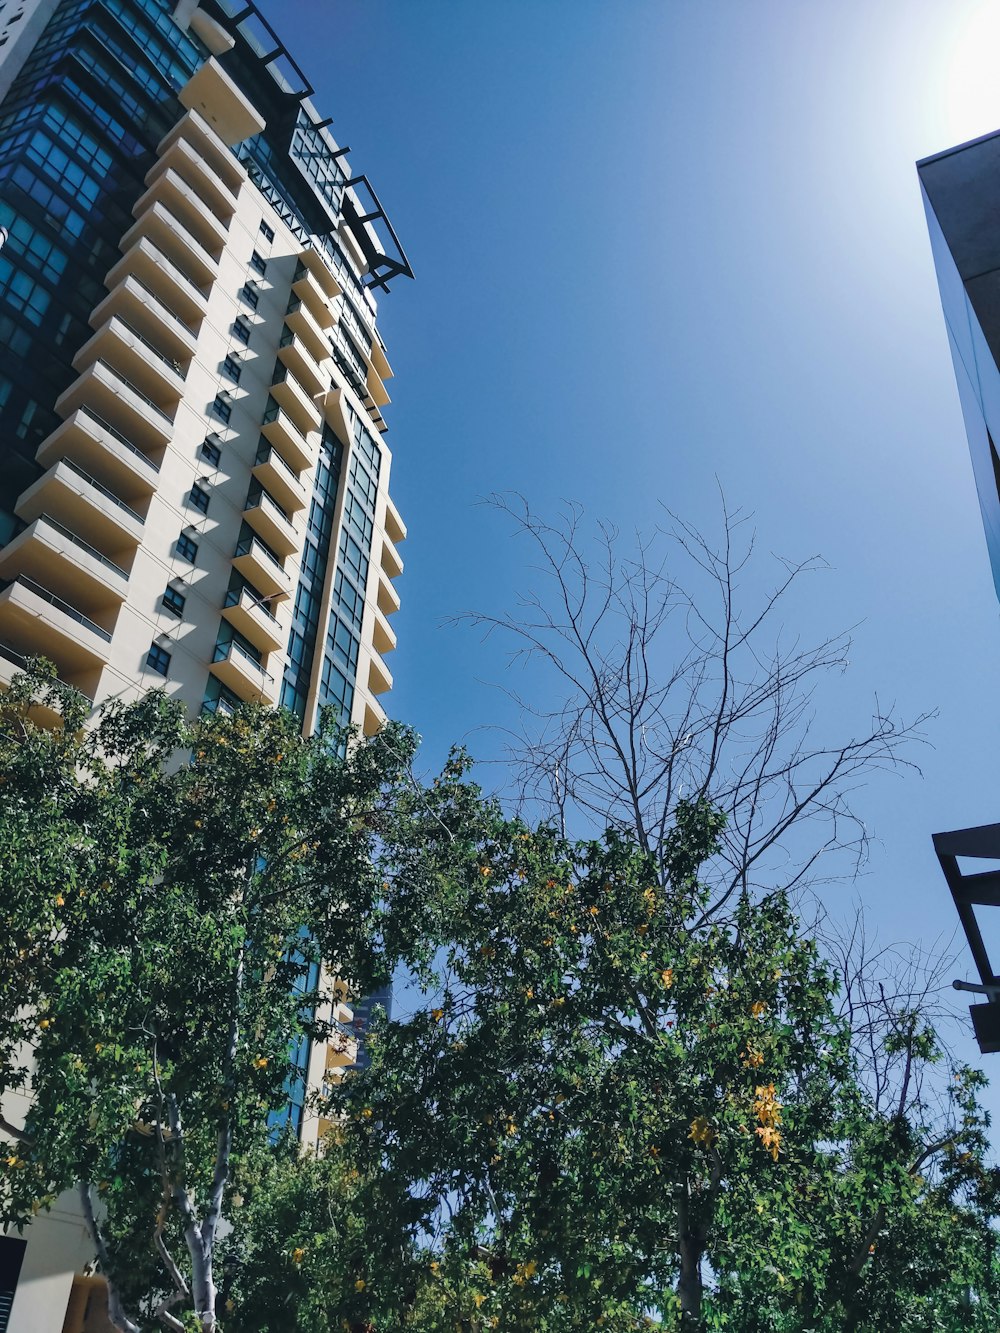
0, 1, 411, 1328
920, 137, 1000, 1057
918, 133, 1000, 603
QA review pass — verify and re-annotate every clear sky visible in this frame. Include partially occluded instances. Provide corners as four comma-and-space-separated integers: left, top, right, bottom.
274, 0, 1000, 1115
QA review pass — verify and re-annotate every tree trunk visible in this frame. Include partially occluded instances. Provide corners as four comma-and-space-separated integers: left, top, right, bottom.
78, 1182, 141, 1333
676, 1184, 704, 1327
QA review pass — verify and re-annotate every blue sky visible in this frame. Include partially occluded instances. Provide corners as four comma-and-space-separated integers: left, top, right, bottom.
276, 1, 1000, 1108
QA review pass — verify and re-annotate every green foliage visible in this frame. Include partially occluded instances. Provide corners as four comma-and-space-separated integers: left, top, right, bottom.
0, 667, 435, 1332
1, 669, 996, 1332
227, 756, 999, 1332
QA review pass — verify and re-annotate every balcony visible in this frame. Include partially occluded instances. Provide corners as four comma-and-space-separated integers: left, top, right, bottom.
36, 409, 161, 500
318, 385, 353, 450
384, 495, 406, 545
134, 165, 229, 255
121, 201, 219, 291
156, 109, 245, 200
291, 261, 335, 329
55, 362, 175, 451
298, 248, 341, 299
16, 459, 144, 553
324, 1030, 359, 1071
277, 331, 326, 398
371, 334, 393, 385
178, 55, 266, 148
232, 535, 290, 602
260, 401, 316, 473
72, 316, 187, 405
106, 236, 209, 327
0, 578, 112, 676
377, 572, 400, 617
147, 131, 240, 224
0, 643, 94, 729
284, 297, 330, 364
372, 604, 397, 656
92, 273, 198, 364
381, 538, 403, 580
270, 365, 321, 437
244, 490, 299, 558
0, 515, 129, 613
253, 444, 306, 514
209, 639, 277, 705
362, 696, 387, 738
221, 587, 284, 655
368, 653, 393, 696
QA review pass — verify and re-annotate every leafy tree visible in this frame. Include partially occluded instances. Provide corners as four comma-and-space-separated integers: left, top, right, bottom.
234, 757, 999, 1332
0, 666, 431, 1333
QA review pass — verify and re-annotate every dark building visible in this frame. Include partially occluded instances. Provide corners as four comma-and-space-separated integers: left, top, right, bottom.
920, 135, 1000, 1054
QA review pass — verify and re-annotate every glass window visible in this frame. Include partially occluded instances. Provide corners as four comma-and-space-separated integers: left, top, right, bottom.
232, 315, 252, 346
200, 437, 222, 466
211, 394, 232, 424
249, 249, 267, 277
189, 483, 210, 514
176, 531, 198, 562
161, 585, 185, 617
146, 642, 170, 675
240, 282, 259, 311
259, 220, 275, 243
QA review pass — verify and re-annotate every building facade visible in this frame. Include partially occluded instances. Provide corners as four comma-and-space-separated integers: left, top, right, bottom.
919, 132, 1000, 603
921, 137, 1000, 1055
0, 1, 410, 1327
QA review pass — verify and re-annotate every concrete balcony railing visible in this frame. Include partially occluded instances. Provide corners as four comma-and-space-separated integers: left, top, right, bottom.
368, 652, 393, 697
270, 365, 322, 438
291, 261, 335, 329
232, 535, 290, 602
371, 604, 397, 656
284, 296, 331, 364
16, 459, 144, 553
260, 401, 316, 474
36, 409, 161, 501
178, 55, 266, 150
156, 109, 245, 203
243, 490, 299, 558
297, 247, 341, 301
0, 576, 113, 676
91, 273, 198, 364
134, 164, 229, 255
362, 695, 387, 738
324, 1031, 359, 1071
0, 515, 129, 615
121, 201, 219, 291
56, 361, 175, 452
0, 642, 95, 729
252, 443, 306, 515
277, 331, 326, 399
377, 571, 400, 618
72, 316, 187, 406
221, 587, 284, 655
106, 236, 209, 328
147, 131, 240, 225
380, 537, 403, 581
384, 494, 406, 545
209, 639, 277, 706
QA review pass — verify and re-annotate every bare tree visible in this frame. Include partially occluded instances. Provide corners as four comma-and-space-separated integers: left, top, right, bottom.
462, 492, 931, 921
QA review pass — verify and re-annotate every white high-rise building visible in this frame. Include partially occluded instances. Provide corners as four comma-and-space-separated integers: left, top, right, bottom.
0, 2, 411, 1327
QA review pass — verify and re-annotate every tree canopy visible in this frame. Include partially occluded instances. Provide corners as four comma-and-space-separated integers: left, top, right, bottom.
0, 661, 995, 1333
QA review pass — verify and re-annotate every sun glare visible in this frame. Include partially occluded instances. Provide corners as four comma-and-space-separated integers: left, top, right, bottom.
941, 1, 1000, 146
